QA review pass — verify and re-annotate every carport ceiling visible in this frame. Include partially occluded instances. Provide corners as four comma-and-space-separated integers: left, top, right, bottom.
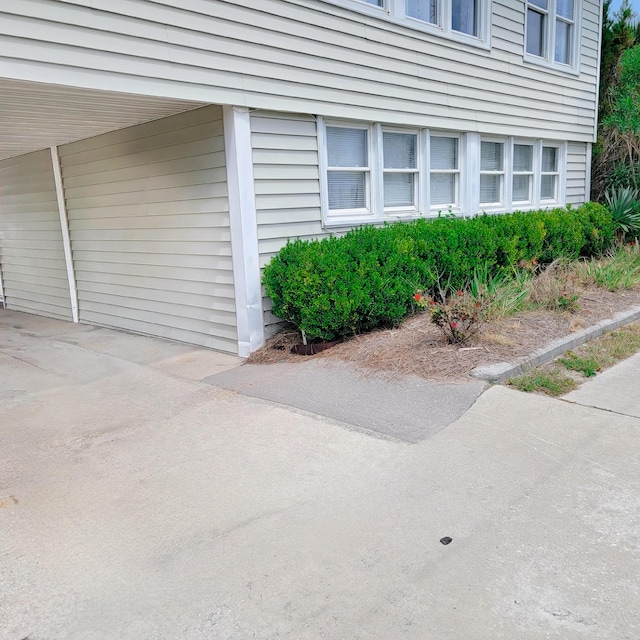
0, 78, 207, 161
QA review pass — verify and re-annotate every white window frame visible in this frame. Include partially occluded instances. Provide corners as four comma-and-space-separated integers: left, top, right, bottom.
318, 0, 492, 49
540, 142, 564, 204
319, 119, 568, 226
382, 127, 421, 214
524, 0, 581, 74
429, 133, 461, 213
320, 120, 376, 221
512, 140, 536, 206
479, 138, 506, 210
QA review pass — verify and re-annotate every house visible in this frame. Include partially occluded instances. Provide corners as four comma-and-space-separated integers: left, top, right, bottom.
0, 0, 602, 356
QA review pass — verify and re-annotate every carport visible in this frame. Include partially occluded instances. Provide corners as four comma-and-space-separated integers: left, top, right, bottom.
0, 78, 260, 355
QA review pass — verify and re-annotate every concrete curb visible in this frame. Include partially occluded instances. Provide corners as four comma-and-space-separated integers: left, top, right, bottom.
470, 305, 640, 384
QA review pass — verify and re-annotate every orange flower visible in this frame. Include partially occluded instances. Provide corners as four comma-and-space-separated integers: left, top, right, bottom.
414, 292, 422, 301
457, 290, 463, 296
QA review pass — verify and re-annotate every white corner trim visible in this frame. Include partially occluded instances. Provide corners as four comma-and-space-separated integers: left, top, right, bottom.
50, 146, 79, 323
585, 142, 593, 202
223, 105, 265, 357
0, 262, 6, 309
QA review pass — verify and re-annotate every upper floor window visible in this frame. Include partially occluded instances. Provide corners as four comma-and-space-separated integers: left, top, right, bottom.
321, 0, 490, 47
525, 0, 579, 71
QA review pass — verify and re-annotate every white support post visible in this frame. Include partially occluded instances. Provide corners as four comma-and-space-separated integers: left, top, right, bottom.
223, 106, 265, 357
50, 146, 79, 323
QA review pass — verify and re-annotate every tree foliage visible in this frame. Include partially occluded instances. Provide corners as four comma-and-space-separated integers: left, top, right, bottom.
592, 1, 640, 201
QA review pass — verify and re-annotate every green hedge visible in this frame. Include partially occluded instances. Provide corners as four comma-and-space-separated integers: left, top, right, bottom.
263, 204, 615, 341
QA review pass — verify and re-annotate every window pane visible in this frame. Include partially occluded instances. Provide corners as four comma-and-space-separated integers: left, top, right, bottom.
383, 132, 417, 169
430, 174, 456, 205
384, 173, 415, 207
430, 136, 458, 170
526, 9, 545, 56
529, 0, 548, 8
481, 141, 503, 171
541, 175, 557, 200
406, 0, 437, 24
554, 20, 571, 64
361, 0, 384, 5
327, 127, 367, 167
542, 146, 558, 172
513, 175, 531, 202
452, 0, 477, 36
557, 0, 573, 19
513, 144, 533, 172
480, 175, 501, 204
328, 171, 366, 209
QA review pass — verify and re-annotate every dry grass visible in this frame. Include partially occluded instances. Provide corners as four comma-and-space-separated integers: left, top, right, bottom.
249, 258, 640, 382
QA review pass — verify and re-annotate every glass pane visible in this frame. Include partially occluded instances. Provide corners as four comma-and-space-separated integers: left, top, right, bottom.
430, 174, 456, 205
327, 127, 367, 167
384, 173, 415, 207
557, 0, 573, 19
542, 146, 558, 172
406, 0, 438, 24
452, 0, 477, 36
513, 175, 531, 202
328, 171, 366, 209
481, 141, 503, 171
513, 144, 533, 172
480, 175, 501, 204
541, 175, 557, 200
529, 0, 548, 8
526, 9, 545, 56
430, 136, 458, 170
361, 0, 384, 5
383, 132, 417, 169
554, 20, 571, 64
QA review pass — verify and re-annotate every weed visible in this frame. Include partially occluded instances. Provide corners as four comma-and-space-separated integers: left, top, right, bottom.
558, 351, 601, 377
575, 248, 640, 291
508, 368, 578, 396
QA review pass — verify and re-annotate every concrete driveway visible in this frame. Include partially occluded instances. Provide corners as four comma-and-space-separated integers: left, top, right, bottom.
1, 310, 639, 639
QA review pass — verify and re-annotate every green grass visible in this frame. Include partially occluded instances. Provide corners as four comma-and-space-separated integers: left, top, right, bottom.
508, 368, 578, 396
507, 324, 640, 397
557, 351, 601, 377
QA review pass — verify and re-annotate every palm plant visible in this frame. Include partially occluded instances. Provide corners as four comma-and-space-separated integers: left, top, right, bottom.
605, 185, 640, 239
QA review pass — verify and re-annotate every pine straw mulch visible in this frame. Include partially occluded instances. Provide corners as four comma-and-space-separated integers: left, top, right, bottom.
248, 286, 640, 383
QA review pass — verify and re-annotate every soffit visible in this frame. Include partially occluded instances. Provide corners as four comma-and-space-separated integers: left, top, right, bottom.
0, 78, 207, 161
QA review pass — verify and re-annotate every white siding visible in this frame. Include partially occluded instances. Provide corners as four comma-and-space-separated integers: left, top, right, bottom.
566, 142, 589, 206
0, 149, 73, 320
251, 112, 327, 333
0, 0, 601, 142
59, 106, 238, 353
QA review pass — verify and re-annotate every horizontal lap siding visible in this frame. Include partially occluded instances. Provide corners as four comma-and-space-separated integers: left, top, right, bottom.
0, 0, 600, 141
251, 112, 326, 334
59, 106, 238, 353
566, 142, 589, 206
0, 150, 72, 320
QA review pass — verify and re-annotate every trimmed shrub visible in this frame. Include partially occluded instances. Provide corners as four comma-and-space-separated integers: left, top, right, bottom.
263, 203, 614, 341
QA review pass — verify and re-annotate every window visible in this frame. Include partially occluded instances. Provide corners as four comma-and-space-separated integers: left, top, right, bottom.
512, 143, 534, 204
321, 0, 490, 46
480, 140, 504, 206
319, 120, 567, 225
383, 131, 418, 209
326, 125, 371, 213
430, 136, 459, 207
525, 0, 578, 70
451, 0, 478, 36
541, 145, 559, 201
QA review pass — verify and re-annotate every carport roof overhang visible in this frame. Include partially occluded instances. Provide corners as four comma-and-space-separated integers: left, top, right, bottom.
0, 78, 208, 161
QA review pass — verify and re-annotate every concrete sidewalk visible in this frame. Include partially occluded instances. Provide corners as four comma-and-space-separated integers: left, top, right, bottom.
1, 311, 640, 639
